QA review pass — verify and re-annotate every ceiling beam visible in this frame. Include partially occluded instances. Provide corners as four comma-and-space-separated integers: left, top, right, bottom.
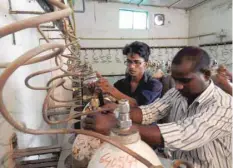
187, 0, 212, 10
138, 0, 144, 6
168, 0, 183, 8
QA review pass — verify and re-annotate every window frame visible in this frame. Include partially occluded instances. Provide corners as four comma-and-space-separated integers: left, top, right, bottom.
119, 9, 149, 30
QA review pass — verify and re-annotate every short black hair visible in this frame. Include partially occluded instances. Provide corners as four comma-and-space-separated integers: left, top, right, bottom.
172, 46, 211, 75
122, 41, 150, 62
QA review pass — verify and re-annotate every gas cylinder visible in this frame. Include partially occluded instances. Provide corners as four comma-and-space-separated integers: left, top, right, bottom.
88, 99, 163, 168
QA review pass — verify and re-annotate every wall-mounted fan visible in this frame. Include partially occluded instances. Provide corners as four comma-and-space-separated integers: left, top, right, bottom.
154, 14, 165, 26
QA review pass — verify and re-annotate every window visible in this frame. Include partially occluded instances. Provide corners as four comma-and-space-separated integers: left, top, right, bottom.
119, 9, 148, 29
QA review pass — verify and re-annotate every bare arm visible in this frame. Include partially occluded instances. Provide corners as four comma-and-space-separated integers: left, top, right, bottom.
96, 72, 138, 107
219, 82, 232, 96
132, 124, 163, 146
83, 109, 163, 146
213, 73, 232, 96
129, 107, 143, 124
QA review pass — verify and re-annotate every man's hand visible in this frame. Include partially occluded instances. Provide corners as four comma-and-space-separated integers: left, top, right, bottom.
101, 102, 118, 114
215, 73, 229, 86
83, 112, 117, 135
96, 72, 115, 94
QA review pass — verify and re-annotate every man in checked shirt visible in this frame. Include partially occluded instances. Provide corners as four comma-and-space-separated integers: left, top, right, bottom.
83, 46, 232, 168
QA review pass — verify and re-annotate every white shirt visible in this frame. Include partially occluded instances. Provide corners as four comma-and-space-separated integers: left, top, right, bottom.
140, 81, 232, 168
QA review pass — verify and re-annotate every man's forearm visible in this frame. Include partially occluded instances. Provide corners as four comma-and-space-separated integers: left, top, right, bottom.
133, 124, 163, 146
129, 107, 143, 124
220, 82, 232, 96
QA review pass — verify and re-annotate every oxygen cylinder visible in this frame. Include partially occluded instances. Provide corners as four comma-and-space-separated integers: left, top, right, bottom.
88, 99, 163, 168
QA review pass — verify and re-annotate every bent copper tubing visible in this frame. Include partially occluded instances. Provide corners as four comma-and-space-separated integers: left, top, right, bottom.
43, 82, 115, 125
37, 27, 78, 93
50, 94, 81, 103
49, 79, 82, 103
63, 19, 78, 40
0, 52, 160, 168
61, 83, 73, 91
0, 0, 72, 38
47, 74, 75, 87
24, 54, 63, 90
37, 26, 82, 96
37, 24, 83, 98
61, 54, 78, 59
49, 104, 83, 109
38, 25, 75, 82
0, 1, 162, 167
37, 26, 50, 43
0, 44, 65, 69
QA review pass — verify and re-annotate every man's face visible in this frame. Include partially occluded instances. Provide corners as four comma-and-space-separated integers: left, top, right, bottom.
125, 54, 147, 77
171, 61, 209, 98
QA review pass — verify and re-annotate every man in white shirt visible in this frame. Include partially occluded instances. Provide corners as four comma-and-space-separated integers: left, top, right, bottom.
83, 46, 232, 168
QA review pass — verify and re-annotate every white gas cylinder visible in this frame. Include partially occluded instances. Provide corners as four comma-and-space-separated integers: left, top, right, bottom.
88, 99, 163, 168
88, 134, 163, 168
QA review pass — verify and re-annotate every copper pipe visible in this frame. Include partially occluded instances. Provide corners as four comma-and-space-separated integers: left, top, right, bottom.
47, 110, 71, 117
0, 43, 65, 68
50, 94, 81, 103
0, 0, 71, 38
39, 37, 65, 40
47, 74, 75, 87
24, 54, 63, 90
0, 0, 163, 167
61, 83, 73, 91
43, 83, 115, 124
37, 26, 51, 43
0, 52, 160, 167
41, 29, 61, 31
49, 104, 82, 109
61, 54, 78, 59
9, 11, 45, 15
